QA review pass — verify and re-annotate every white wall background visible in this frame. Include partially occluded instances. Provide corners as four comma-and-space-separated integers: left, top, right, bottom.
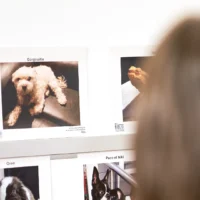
0, 0, 200, 47
51, 158, 84, 200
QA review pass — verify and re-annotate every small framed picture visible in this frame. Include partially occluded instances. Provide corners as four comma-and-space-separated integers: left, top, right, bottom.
0, 156, 51, 200
78, 150, 136, 200
109, 46, 154, 134
0, 47, 88, 140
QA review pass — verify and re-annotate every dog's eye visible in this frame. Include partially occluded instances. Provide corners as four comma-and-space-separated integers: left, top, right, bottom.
27, 77, 32, 81
16, 78, 20, 82
99, 190, 104, 196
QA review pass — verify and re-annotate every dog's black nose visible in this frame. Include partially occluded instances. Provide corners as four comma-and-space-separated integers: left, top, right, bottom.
22, 86, 27, 91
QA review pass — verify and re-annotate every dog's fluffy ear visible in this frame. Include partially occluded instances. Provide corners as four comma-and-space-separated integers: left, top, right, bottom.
6, 177, 28, 200
11, 71, 17, 82
92, 166, 99, 185
117, 190, 123, 199
103, 168, 110, 182
6, 181, 18, 199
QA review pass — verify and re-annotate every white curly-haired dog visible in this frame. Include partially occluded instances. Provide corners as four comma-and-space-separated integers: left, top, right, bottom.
7, 65, 67, 127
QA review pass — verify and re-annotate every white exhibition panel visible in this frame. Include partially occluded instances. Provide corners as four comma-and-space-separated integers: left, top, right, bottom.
0, 134, 134, 159
0, 150, 135, 200
0, 1, 199, 200
0, 47, 88, 140
0, 156, 52, 200
51, 157, 84, 200
51, 150, 135, 200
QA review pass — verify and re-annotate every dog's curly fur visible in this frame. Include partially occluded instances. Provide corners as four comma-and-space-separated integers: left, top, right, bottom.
7, 65, 67, 127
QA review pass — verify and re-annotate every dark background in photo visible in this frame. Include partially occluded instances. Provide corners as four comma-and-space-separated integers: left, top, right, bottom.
97, 162, 134, 196
121, 57, 150, 122
1, 61, 81, 129
85, 162, 136, 199
4, 166, 39, 200
121, 57, 149, 85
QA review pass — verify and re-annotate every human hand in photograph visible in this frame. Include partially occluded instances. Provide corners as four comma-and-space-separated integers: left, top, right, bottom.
128, 66, 148, 91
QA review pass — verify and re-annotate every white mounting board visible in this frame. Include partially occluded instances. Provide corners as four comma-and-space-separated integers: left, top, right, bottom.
0, 134, 135, 159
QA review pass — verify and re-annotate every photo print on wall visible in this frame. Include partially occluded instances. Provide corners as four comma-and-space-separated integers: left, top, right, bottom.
80, 150, 136, 200
1, 61, 80, 129
0, 166, 39, 200
0, 156, 51, 200
109, 46, 154, 134
121, 57, 149, 122
0, 47, 88, 139
84, 162, 136, 200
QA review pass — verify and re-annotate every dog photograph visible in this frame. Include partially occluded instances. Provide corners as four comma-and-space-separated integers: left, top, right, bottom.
0, 166, 39, 200
83, 162, 136, 200
121, 57, 150, 122
1, 61, 81, 129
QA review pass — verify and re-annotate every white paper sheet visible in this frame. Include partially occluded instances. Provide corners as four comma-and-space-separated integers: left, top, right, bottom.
0, 47, 88, 140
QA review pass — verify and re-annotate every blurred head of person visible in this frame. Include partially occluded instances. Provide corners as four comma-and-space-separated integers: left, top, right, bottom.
135, 16, 200, 200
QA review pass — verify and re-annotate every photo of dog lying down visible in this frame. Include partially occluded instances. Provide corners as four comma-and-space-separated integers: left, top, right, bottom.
8, 65, 67, 126
121, 57, 150, 122
84, 163, 136, 200
0, 176, 35, 200
1, 61, 80, 129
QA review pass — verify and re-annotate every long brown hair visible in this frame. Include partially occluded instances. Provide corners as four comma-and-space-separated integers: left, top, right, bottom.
135, 17, 200, 200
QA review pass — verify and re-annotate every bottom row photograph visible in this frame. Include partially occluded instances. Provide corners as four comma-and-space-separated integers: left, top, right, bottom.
0, 150, 135, 200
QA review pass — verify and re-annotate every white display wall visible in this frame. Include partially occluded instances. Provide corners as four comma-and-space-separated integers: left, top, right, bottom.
0, 0, 200, 47
0, 0, 200, 200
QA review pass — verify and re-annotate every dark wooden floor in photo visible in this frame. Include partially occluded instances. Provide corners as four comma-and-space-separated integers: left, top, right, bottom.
3, 88, 80, 129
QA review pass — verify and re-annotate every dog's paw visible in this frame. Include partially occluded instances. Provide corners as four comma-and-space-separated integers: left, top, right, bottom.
29, 106, 43, 116
7, 116, 17, 127
58, 96, 67, 105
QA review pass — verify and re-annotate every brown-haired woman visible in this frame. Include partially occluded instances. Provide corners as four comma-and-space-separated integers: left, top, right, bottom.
135, 16, 200, 200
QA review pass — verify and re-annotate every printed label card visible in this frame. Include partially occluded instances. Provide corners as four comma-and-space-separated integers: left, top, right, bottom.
109, 46, 154, 134
0, 156, 51, 200
78, 150, 136, 200
0, 47, 88, 140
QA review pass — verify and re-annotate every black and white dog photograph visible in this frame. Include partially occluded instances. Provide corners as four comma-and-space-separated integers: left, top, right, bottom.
84, 162, 136, 200
121, 57, 149, 122
1, 61, 80, 129
0, 166, 39, 200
